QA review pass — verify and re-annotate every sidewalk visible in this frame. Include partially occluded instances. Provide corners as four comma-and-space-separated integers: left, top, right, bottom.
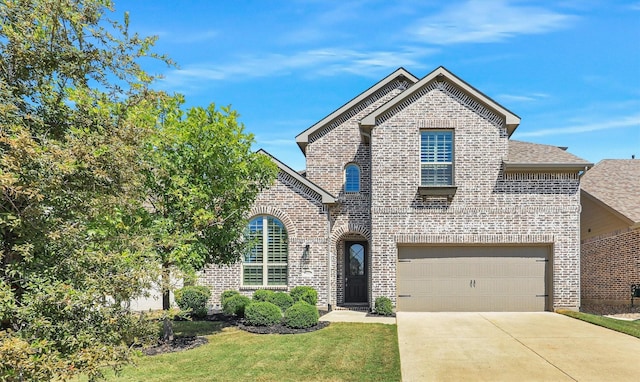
321, 310, 396, 324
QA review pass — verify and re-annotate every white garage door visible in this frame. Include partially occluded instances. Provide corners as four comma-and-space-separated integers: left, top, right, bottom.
397, 246, 550, 312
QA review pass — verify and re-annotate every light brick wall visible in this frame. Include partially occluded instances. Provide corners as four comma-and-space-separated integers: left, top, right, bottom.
581, 229, 640, 305
369, 81, 582, 310
199, 171, 331, 309
199, 77, 584, 312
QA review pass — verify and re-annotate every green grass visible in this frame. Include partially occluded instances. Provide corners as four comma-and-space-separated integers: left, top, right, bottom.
104, 322, 401, 382
558, 310, 640, 338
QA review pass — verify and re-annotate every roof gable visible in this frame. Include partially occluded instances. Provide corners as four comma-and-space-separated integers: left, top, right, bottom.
295, 67, 419, 154
257, 149, 336, 204
360, 66, 521, 135
581, 159, 640, 225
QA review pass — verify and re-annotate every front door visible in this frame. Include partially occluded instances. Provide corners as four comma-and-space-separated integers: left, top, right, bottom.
345, 241, 367, 303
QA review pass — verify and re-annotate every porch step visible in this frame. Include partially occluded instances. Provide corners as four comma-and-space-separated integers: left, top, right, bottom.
333, 304, 370, 312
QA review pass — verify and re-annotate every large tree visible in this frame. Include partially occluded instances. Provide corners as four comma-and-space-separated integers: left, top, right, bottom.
0, 0, 169, 380
143, 96, 277, 314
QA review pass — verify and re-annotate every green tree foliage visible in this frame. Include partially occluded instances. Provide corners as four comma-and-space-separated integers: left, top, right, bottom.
0, 0, 169, 380
142, 97, 277, 309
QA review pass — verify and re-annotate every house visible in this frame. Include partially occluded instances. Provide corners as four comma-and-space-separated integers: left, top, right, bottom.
200, 66, 592, 312
580, 159, 640, 307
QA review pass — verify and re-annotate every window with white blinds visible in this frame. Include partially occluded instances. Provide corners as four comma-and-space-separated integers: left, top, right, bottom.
420, 131, 453, 186
243, 216, 288, 286
345, 163, 360, 192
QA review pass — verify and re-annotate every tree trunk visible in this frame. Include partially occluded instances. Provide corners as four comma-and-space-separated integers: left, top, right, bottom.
162, 262, 170, 310
162, 316, 174, 342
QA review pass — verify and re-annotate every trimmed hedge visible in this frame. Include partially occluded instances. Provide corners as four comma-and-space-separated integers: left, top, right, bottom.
374, 296, 393, 316
252, 289, 275, 302
268, 292, 294, 312
245, 301, 282, 326
284, 301, 319, 329
221, 290, 240, 306
174, 286, 211, 319
222, 294, 251, 317
289, 286, 318, 306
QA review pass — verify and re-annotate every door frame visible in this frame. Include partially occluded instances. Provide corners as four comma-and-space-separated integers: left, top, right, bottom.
344, 241, 368, 303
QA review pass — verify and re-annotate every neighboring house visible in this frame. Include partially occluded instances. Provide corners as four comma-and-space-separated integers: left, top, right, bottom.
580, 159, 640, 307
200, 66, 592, 312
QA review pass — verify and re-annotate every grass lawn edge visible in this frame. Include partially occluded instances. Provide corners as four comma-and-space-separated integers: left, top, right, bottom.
557, 309, 640, 339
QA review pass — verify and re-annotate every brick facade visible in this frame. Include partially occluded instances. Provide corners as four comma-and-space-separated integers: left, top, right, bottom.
581, 229, 640, 305
199, 68, 584, 311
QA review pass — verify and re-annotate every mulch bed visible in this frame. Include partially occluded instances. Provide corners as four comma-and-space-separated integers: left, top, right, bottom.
580, 303, 640, 316
144, 313, 330, 355
143, 336, 209, 356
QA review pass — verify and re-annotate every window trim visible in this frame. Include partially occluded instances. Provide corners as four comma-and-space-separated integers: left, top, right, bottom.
344, 163, 361, 193
242, 215, 288, 288
420, 130, 455, 187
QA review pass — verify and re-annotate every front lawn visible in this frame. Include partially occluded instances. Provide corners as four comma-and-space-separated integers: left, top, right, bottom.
558, 310, 640, 338
101, 321, 401, 381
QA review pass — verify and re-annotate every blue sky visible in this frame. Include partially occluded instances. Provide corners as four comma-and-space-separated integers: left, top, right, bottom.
121, 0, 639, 170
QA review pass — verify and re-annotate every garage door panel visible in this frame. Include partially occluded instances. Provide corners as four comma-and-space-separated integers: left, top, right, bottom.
396, 246, 550, 312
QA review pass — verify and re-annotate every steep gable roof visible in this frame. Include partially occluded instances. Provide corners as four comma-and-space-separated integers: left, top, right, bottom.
360, 66, 521, 135
580, 159, 640, 226
295, 67, 419, 154
257, 149, 336, 204
504, 140, 593, 172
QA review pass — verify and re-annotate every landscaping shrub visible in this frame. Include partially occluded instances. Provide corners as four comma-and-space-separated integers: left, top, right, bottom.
284, 301, 319, 329
253, 289, 275, 302
174, 286, 211, 319
221, 290, 240, 306
244, 302, 282, 326
374, 296, 394, 316
289, 286, 318, 306
222, 294, 251, 317
268, 292, 294, 312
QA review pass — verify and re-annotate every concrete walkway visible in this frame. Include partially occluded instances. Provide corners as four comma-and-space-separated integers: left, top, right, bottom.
397, 312, 640, 382
321, 310, 396, 324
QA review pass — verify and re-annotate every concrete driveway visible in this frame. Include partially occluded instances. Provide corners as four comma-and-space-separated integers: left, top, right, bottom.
397, 312, 640, 382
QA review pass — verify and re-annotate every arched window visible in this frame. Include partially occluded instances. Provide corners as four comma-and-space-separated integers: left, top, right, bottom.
243, 216, 288, 286
345, 164, 360, 193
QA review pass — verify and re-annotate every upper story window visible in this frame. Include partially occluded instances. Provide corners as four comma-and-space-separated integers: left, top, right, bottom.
420, 131, 453, 186
243, 216, 288, 287
345, 163, 360, 193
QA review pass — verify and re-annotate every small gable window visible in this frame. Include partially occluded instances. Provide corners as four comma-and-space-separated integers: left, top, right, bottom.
243, 216, 288, 287
345, 164, 360, 193
421, 130, 453, 186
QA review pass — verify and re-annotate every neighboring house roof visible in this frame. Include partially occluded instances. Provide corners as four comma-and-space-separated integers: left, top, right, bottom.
295, 67, 419, 154
360, 66, 521, 135
504, 140, 593, 172
580, 159, 640, 226
257, 149, 336, 204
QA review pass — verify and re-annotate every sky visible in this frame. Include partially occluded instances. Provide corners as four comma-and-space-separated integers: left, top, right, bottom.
120, 0, 639, 171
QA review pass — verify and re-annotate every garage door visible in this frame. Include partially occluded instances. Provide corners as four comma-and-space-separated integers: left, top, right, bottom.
397, 246, 550, 312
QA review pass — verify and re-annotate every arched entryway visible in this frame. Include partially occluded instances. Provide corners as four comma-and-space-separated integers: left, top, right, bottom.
335, 233, 369, 306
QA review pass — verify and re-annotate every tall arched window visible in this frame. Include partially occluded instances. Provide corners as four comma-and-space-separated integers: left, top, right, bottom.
345, 164, 360, 193
243, 216, 288, 286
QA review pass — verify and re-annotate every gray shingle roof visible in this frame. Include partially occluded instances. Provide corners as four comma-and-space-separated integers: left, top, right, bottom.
507, 140, 592, 165
580, 159, 640, 224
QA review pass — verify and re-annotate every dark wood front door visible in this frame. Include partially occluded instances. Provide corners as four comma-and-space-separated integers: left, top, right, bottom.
345, 241, 367, 303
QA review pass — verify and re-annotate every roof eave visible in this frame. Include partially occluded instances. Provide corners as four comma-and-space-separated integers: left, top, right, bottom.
295, 67, 419, 154
257, 149, 337, 204
581, 189, 635, 227
504, 162, 593, 173
360, 66, 521, 131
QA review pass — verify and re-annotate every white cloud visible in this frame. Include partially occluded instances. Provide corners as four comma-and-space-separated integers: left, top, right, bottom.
158, 46, 437, 89
497, 93, 550, 103
410, 0, 576, 44
517, 113, 640, 137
